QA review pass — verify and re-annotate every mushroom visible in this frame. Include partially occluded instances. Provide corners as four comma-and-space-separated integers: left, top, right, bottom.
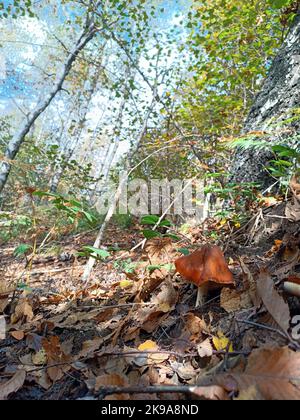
175, 245, 234, 307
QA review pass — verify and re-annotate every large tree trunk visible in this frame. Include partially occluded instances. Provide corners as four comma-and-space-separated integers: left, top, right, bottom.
0, 24, 96, 194
231, 10, 300, 189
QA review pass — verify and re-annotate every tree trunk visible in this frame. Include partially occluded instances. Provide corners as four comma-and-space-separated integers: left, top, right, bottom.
49, 65, 101, 193
0, 24, 96, 194
231, 11, 300, 189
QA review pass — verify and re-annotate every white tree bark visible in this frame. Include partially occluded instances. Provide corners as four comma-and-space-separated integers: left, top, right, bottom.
49, 65, 101, 192
82, 100, 156, 283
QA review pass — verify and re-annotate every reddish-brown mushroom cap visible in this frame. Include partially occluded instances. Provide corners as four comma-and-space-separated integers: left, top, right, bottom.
175, 245, 234, 288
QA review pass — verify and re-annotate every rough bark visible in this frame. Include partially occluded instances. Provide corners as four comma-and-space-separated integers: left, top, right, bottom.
231, 11, 300, 189
0, 24, 96, 194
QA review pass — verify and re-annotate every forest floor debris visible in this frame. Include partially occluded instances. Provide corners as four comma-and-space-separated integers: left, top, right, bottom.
0, 203, 300, 400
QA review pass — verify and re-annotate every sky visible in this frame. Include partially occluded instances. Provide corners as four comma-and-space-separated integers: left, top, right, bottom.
0, 0, 190, 103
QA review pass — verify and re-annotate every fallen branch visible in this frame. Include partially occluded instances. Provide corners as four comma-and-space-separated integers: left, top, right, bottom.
96, 385, 199, 397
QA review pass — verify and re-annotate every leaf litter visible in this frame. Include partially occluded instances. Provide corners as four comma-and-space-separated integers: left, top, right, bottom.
0, 208, 300, 401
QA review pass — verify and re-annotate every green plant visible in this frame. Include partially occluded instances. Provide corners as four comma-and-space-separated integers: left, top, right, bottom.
113, 258, 138, 274
77, 246, 110, 260
32, 191, 97, 226
113, 213, 133, 229
141, 215, 179, 241
14, 244, 32, 258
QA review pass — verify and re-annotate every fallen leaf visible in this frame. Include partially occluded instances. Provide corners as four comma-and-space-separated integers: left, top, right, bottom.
79, 338, 104, 358
212, 331, 233, 353
10, 330, 25, 341
138, 340, 157, 351
26, 333, 43, 352
257, 269, 290, 334
0, 370, 26, 400
94, 373, 128, 391
119, 280, 134, 289
197, 339, 213, 358
184, 313, 206, 335
0, 297, 9, 313
11, 298, 34, 324
218, 347, 300, 400
191, 385, 229, 400
220, 288, 253, 313
32, 349, 47, 366
240, 259, 261, 307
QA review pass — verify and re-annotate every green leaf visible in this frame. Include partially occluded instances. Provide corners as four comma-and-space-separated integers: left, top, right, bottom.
177, 248, 190, 256
142, 230, 162, 239
14, 244, 32, 257
165, 233, 180, 241
80, 246, 110, 260
268, 0, 290, 9
141, 215, 160, 226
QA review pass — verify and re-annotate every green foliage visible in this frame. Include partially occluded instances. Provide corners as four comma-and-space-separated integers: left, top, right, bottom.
177, 248, 190, 256
32, 191, 97, 225
77, 246, 110, 260
141, 215, 172, 228
140, 215, 179, 240
147, 263, 175, 273
112, 213, 133, 229
141, 215, 178, 240
0, 212, 32, 244
0, 0, 34, 18
180, 0, 290, 136
113, 258, 138, 274
13, 243, 32, 258
269, 144, 300, 181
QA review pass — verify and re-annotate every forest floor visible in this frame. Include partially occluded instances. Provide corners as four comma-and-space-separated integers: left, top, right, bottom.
0, 197, 300, 400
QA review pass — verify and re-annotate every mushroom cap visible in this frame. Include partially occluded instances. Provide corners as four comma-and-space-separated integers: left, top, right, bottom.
175, 245, 234, 288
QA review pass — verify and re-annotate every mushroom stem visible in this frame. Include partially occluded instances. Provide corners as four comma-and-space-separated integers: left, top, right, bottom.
283, 282, 300, 298
196, 283, 209, 307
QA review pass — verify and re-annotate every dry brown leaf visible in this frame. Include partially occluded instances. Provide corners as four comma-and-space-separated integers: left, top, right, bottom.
0, 297, 9, 313
140, 311, 169, 333
95, 373, 128, 391
11, 298, 34, 324
197, 338, 213, 358
79, 337, 104, 358
36, 371, 52, 390
10, 330, 25, 341
0, 370, 26, 400
218, 347, 300, 400
95, 374, 130, 399
184, 313, 206, 336
240, 259, 261, 307
191, 385, 229, 400
153, 280, 178, 311
257, 270, 290, 334
146, 237, 173, 263
138, 274, 165, 302
42, 336, 71, 382
220, 288, 253, 313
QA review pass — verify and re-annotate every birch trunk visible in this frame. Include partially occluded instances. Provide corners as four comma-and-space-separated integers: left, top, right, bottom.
0, 24, 96, 194
49, 65, 101, 193
82, 101, 156, 283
